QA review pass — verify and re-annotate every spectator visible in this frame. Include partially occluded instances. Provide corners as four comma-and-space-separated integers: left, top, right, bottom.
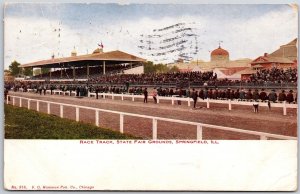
259, 89, 267, 102
278, 90, 286, 102
286, 90, 294, 104
253, 89, 259, 101
239, 89, 246, 101
152, 88, 157, 104
143, 88, 148, 103
246, 89, 253, 101
191, 88, 198, 108
268, 89, 277, 103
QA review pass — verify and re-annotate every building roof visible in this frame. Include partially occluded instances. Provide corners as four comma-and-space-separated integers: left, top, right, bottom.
217, 67, 248, 76
251, 55, 294, 64
20, 50, 146, 68
238, 68, 257, 75
211, 46, 229, 56
269, 38, 297, 60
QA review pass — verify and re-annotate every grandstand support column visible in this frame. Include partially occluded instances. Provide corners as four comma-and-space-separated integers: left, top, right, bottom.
60, 66, 63, 78
50, 69, 52, 80
87, 64, 89, 79
103, 61, 106, 75
73, 65, 75, 80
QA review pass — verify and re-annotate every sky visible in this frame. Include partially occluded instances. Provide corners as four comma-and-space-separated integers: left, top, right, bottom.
3, 3, 298, 69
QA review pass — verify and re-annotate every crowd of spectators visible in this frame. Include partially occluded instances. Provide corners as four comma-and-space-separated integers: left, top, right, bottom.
249, 68, 297, 84
89, 71, 217, 85
6, 79, 297, 104
24, 66, 297, 88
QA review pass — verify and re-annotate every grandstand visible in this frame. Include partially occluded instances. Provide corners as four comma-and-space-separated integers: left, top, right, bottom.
20, 49, 146, 81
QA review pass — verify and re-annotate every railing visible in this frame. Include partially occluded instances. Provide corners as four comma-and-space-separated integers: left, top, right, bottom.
6, 95, 297, 140
87, 92, 297, 116
26, 89, 77, 96
20, 89, 298, 115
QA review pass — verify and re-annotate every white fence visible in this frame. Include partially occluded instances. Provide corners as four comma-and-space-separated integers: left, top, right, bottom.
87, 92, 297, 116
6, 95, 297, 140
20, 88, 298, 115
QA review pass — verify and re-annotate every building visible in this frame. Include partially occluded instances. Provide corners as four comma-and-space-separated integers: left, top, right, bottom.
169, 45, 251, 79
19, 48, 146, 80
250, 39, 297, 70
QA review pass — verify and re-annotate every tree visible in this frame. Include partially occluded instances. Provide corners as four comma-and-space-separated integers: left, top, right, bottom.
144, 61, 156, 73
23, 67, 33, 76
9, 60, 21, 76
169, 66, 180, 73
144, 61, 180, 74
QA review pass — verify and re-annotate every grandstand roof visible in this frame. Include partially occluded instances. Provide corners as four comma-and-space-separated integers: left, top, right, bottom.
19, 50, 146, 68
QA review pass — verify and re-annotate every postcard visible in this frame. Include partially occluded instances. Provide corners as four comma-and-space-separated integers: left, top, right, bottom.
3, 3, 298, 191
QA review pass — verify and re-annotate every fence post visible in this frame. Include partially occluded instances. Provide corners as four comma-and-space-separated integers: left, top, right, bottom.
121, 94, 124, 101
76, 107, 79, 121
152, 118, 157, 140
95, 110, 99, 126
157, 96, 160, 104
171, 96, 174, 105
12, 97, 15, 106
60, 105, 63, 118
229, 99, 232, 110
112, 93, 114, 100
19, 98, 22, 107
188, 97, 191, 107
260, 135, 268, 140
197, 125, 203, 140
132, 94, 135, 102
47, 103, 50, 114
103, 94, 106, 99
37, 101, 39, 111
28, 100, 31, 109
206, 98, 210, 108
283, 101, 287, 116
6, 95, 9, 104
120, 114, 124, 133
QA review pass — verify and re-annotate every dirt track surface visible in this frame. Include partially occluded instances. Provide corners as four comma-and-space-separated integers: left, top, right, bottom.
7, 91, 297, 140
